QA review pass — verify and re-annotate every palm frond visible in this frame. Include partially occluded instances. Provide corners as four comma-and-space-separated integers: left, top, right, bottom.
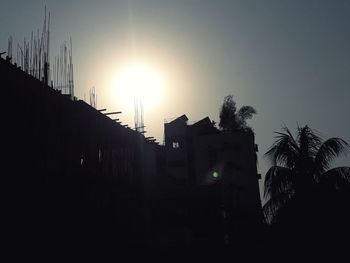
264, 125, 349, 224
265, 127, 299, 168
315, 138, 349, 173
320, 167, 350, 190
297, 126, 322, 159
237, 106, 257, 121
264, 166, 294, 199
263, 191, 294, 225
219, 95, 238, 131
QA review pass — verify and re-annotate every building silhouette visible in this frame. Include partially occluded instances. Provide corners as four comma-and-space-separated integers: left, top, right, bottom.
2, 56, 159, 249
2, 56, 263, 253
160, 114, 263, 249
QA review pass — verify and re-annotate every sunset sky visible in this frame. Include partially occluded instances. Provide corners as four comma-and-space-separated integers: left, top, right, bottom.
2, 0, 349, 197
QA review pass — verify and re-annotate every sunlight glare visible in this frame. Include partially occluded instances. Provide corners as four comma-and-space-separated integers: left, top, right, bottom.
112, 61, 165, 111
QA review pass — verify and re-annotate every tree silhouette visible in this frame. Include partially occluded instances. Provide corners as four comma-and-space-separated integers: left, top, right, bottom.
263, 125, 349, 224
219, 95, 256, 132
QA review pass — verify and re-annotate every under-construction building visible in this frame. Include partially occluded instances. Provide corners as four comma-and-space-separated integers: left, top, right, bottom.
1, 56, 160, 249
2, 52, 263, 252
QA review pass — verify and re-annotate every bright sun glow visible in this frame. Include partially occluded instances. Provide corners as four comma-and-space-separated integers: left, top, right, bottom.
112, 62, 165, 110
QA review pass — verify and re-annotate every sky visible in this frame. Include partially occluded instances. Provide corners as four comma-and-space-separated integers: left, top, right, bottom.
1, 0, 350, 199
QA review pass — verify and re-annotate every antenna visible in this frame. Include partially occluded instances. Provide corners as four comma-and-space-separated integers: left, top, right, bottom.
7, 36, 13, 60
134, 96, 145, 133
89, 87, 97, 108
134, 97, 138, 131
141, 99, 144, 133
69, 37, 74, 99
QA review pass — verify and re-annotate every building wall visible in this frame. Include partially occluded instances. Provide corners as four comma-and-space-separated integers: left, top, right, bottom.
193, 131, 262, 245
164, 116, 189, 184
163, 115, 263, 247
1, 57, 158, 248
193, 132, 260, 209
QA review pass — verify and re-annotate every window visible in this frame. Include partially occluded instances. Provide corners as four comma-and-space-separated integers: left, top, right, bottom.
172, 142, 180, 148
98, 149, 102, 163
80, 154, 84, 166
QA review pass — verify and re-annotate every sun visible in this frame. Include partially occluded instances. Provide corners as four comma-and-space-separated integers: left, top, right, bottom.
112, 61, 165, 111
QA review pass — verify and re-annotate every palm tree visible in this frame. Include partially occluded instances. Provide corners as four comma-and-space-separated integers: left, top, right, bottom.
219, 95, 256, 131
263, 125, 349, 224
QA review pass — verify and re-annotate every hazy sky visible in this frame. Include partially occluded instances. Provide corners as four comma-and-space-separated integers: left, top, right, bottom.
1, 0, 349, 198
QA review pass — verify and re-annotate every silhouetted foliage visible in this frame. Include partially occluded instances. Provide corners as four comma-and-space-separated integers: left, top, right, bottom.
219, 95, 256, 132
263, 125, 350, 224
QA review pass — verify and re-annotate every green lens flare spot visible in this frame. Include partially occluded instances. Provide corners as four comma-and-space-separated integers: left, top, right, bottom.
212, 171, 219, 178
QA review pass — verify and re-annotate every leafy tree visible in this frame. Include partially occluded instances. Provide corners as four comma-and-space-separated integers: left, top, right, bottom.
219, 95, 256, 132
263, 125, 349, 224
